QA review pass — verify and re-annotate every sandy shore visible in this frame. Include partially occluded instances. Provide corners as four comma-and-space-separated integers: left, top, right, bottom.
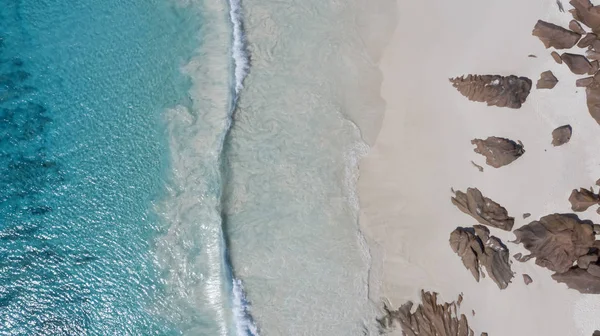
359, 0, 600, 335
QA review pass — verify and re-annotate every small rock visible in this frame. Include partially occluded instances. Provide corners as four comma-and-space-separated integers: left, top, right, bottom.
593, 224, 600, 233
562, 53, 593, 74
513, 253, 533, 262
523, 274, 533, 285
577, 77, 595, 87
587, 49, 600, 61
552, 51, 563, 64
528, 54, 537, 58
471, 161, 484, 172
588, 263, 600, 277
570, 19, 587, 35
577, 33, 598, 48
523, 213, 531, 219
551, 125, 572, 146
579, 33, 598, 48
537, 70, 559, 89
589, 78, 600, 126
533, 20, 581, 49
569, 188, 600, 211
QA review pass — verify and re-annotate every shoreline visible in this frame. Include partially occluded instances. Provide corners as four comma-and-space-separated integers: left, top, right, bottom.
359, 0, 600, 334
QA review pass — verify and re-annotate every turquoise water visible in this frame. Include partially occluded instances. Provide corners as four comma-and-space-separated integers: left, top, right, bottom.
0, 0, 207, 334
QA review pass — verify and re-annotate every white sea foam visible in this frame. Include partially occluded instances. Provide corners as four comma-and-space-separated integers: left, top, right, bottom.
227, 0, 249, 96
155, 0, 235, 334
232, 278, 260, 336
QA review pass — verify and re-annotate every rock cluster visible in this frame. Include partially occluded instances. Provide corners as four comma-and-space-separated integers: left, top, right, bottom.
378, 291, 487, 336
532, 7, 600, 125
450, 226, 514, 289
514, 213, 600, 293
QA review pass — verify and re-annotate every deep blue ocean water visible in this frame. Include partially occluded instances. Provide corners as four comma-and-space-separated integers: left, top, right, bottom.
0, 0, 203, 334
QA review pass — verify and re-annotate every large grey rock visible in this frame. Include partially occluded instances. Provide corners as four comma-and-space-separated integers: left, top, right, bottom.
472, 137, 525, 168
514, 213, 596, 273
451, 188, 515, 231
552, 267, 600, 294
450, 75, 532, 109
562, 53, 593, 74
450, 226, 514, 289
532, 20, 581, 49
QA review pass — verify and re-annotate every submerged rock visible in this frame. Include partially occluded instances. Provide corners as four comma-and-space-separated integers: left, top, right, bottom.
514, 213, 596, 273
562, 53, 593, 74
451, 188, 515, 231
569, 187, 599, 211
449, 75, 532, 109
377, 291, 485, 336
533, 20, 581, 49
537, 70, 559, 89
552, 124, 572, 146
450, 226, 514, 289
471, 137, 525, 168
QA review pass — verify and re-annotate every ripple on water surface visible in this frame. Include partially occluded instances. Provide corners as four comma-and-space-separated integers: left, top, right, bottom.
0, 0, 201, 334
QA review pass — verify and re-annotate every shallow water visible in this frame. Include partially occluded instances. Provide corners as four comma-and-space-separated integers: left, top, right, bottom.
221, 0, 388, 334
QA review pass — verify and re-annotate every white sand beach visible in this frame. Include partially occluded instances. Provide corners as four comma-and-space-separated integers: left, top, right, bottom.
359, 0, 600, 335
